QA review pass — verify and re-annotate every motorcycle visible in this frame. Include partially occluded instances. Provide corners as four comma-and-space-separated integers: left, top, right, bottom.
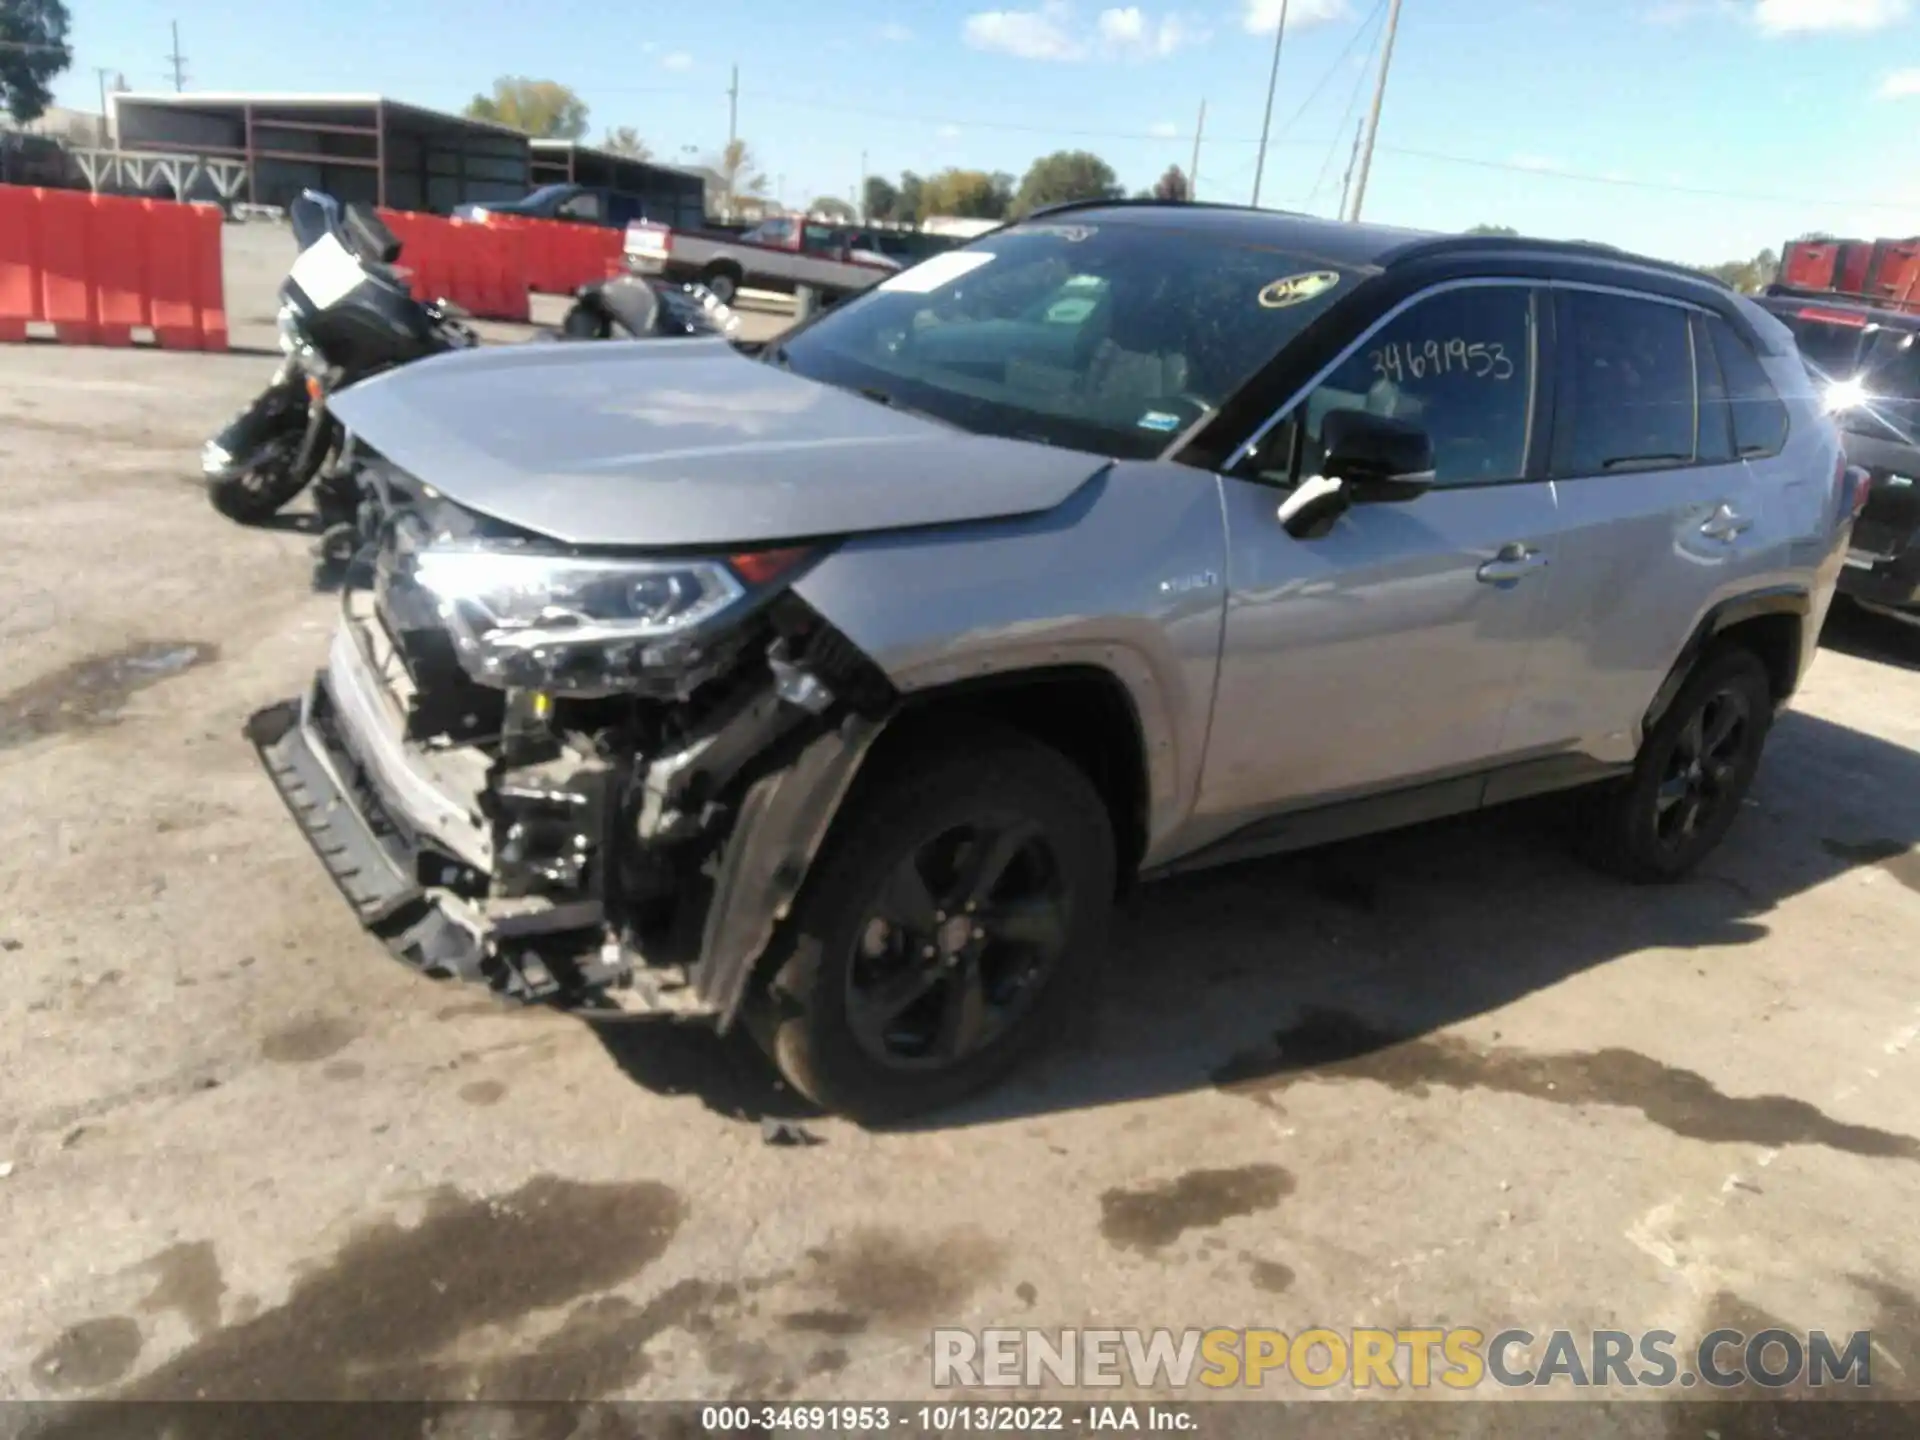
201, 192, 478, 533
203, 192, 741, 558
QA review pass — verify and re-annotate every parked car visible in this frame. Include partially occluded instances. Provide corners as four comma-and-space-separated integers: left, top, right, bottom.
1757, 288, 1920, 622
623, 214, 899, 305
250, 201, 1858, 1120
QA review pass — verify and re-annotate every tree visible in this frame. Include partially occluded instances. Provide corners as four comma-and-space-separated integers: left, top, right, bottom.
601, 126, 650, 159
464, 78, 589, 140
862, 175, 900, 223
1702, 247, 1779, 294
0, 0, 72, 125
1011, 150, 1122, 218
706, 138, 768, 213
918, 168, 1009, 220
810, 195, 856, 221
1465, 224, 1518, 236
1151, 164, 1190, 202
897, 171, 926, 226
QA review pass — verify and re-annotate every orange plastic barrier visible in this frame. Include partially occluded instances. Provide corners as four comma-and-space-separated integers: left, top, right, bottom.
479, 213, 622, 296
375, 209, 530, 324
0, 186, 227, 350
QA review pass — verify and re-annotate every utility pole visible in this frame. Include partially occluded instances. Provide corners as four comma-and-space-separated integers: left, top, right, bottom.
1347, 0, 1403, 223
93, 66, 113, 145
165, 21, 187, 92
859, 148, 868, 219
1337, 118, 1363, 220
724, 63, 740, 217
1188, 100, 1206, 201
1250, 0, 1290, 208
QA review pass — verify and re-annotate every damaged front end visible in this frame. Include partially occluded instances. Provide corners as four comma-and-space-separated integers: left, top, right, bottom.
248, 474, 895, 1025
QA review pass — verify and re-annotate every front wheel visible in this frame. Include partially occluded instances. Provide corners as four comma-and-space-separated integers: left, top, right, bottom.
700, 265, 740, 306
1578, 647, 1774, 882
206, 438, 310, 523
752, 730, 1116, 1122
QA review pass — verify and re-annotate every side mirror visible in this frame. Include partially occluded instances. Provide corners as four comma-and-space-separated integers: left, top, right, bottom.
1278, 410, 1435, 539
1320, 408, 1436, 502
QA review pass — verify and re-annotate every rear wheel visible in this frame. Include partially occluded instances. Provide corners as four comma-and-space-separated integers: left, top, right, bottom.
700, 265, 740, 306
1579, 647, 1774, 882
560, 302, 608, 339
751, 731, 1116, 1122
206, 439, 309, 523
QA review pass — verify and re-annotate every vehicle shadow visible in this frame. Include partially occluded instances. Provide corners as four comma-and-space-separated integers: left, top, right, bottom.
1821, 596, 1920, 673
587, 707, 1920, 1132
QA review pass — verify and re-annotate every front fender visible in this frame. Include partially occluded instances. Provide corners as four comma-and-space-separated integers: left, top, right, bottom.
790, 460, 1229, 866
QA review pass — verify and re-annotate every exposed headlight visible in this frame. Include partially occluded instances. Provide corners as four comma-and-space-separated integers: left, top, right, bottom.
409, 544, 811, 695
275, 304, 302, 355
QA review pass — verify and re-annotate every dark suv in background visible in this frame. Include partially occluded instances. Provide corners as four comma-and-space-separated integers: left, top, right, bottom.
1759, 289, 1920, 620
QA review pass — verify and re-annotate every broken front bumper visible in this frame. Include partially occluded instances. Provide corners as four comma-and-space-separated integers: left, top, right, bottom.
249, 610, 885, 1023
246, 620, 632, 1006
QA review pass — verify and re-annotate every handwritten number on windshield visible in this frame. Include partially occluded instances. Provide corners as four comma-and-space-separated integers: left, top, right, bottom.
1371, 340, 1514, 382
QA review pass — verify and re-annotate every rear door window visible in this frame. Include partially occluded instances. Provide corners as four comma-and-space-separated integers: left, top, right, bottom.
1707, 316, 1789, 459
1554, 291, 1698, 477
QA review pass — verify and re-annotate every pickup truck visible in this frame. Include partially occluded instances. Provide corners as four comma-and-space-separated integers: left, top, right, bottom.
623, 215, 901, 306
451, 183, 703, 233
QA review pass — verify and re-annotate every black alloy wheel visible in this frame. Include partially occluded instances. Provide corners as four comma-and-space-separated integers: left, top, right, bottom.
753, 727, 1116, 1121
844, 815, 1073, 1071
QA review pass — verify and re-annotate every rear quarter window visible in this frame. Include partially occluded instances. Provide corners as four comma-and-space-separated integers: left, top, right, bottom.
1707, 316, 1790, 459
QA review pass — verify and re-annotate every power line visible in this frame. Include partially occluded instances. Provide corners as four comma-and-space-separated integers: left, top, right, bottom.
1304, 0, 1390, 211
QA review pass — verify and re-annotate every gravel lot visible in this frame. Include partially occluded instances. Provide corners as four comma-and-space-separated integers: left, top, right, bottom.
2, 227, 1918, 1423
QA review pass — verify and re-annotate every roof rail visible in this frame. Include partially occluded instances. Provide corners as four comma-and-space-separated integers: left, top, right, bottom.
1387, 233, 1733, 290
1019, 196, 1314, 222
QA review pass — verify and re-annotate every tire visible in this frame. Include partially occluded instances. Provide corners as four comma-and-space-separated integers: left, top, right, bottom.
561, 302, 608, 340
751, 729, 1117, 1123
1578, 646, 1774, 883
700, 265, 740, 306
206, 442, 310, 523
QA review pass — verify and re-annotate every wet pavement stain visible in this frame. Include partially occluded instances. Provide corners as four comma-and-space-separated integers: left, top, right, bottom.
320, 1061, 364, 1083
1823, 837, 1920, 896
805, 1227, 1004, 1328
1099, 1165, 1295, 1254
135, 1241, 225, 1339
778, 1309, 868, 1336
41, 1175, 686, 1407
30, 1317, 143, 1391
1214, 1007, 1920, 1162
457, 1079, 507, 1107
805, 1347, 851, 1377
0, 642, 217, 750
259, 1016, 359, 1065
453, 1278, 718, 1401
1016, 1281, 1038, 1308
1247, 1258, 1296, 1294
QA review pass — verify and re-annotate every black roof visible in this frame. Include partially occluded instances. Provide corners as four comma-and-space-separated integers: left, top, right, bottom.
1022, 198, 1729, 290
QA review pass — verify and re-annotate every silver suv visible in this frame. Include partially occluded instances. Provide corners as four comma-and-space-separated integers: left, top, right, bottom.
250, 203, 1858, 1119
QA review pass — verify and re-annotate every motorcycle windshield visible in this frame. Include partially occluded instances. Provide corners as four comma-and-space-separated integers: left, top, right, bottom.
289, 191, 343, 253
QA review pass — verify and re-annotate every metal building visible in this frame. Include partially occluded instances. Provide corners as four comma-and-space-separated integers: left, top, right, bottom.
109, 93, 532, 213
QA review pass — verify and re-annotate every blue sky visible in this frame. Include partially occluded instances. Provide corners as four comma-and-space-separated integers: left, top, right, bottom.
54, 0, 1920, 264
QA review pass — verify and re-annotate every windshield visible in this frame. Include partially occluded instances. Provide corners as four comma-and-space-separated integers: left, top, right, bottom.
774, 218, 1361, 459
1779, 308, 1920, 443
289, 190, 341, 252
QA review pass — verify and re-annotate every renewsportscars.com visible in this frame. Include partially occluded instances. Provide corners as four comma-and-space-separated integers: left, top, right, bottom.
931, 1326, 1877, 1391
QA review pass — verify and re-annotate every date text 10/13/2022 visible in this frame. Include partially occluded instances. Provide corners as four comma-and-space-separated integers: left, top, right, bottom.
699, 1404, 1197, 1432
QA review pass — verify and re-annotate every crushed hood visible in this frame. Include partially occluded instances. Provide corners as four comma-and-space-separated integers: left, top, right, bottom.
327, 338, 1110, 547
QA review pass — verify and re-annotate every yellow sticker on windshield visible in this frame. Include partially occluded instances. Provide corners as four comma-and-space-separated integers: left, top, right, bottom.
1258, 270, 1341, 309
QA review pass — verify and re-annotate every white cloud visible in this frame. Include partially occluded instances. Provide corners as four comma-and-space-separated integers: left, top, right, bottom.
660, 51, 695, 71
1880, 66, 1920, 94
1755, 0, 1908, 33
879, 21, 913, 41
1149, 119, 1181, 136
964, 1, 1195, 59
1242, 0, 1349, 34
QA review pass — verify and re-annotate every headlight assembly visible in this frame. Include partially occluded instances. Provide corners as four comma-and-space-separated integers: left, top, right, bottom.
409, 544, 811, 695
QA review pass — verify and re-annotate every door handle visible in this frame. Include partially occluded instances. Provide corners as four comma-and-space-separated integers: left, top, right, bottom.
1699, 504, 1753, 543
1476, 542, 1550, 586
